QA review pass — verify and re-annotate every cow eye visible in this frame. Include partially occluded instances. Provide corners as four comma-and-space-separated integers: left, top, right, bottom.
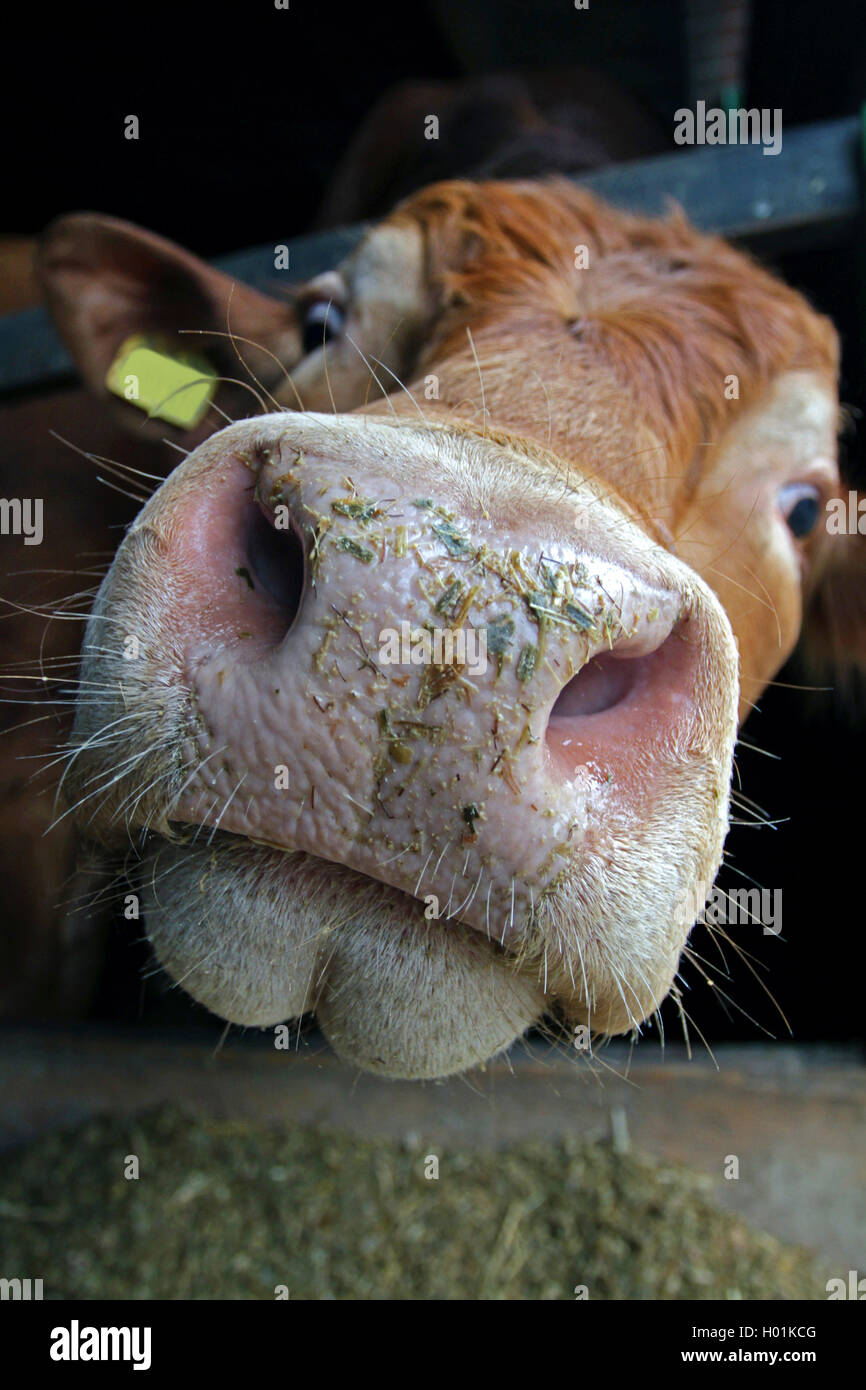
301, 300, 345, 355
779, 483, 822, 539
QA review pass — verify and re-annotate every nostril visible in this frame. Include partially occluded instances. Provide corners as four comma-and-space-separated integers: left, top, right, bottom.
545, 623, 701, 782
246, 506, 306, 628
550, 650, 642, 719
549, 613, 688, 724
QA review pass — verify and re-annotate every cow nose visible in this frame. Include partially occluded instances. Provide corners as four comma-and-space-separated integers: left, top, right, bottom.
65, 409, 740, 1057
154, 417, 722, 973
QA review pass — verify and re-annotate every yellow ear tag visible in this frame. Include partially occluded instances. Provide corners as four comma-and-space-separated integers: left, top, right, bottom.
106, 336, 217, 428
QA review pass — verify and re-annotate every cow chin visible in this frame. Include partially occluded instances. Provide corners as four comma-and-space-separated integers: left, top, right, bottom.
135, 729, 729, 1081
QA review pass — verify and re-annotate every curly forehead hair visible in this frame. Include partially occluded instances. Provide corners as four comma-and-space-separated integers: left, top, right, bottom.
393, 178, 839, 481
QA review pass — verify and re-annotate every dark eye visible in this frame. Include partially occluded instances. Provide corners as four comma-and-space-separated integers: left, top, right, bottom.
779, 483, 822, 539
301, 300, 345, 355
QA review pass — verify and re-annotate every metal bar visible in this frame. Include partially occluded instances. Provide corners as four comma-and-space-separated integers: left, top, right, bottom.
579, 114, 861, 243
217, 223, 367, 292
0, 115, 860, 399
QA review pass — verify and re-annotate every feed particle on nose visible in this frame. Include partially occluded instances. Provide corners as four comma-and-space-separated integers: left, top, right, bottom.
335, 537, 375, 563
516, 644, 538, 683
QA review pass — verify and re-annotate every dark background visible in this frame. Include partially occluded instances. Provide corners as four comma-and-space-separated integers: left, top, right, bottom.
3, 0, 866, 1049
6, 0, 866, 252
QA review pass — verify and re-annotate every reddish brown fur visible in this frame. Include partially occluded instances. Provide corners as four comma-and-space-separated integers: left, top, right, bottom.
395, 179, 838, 504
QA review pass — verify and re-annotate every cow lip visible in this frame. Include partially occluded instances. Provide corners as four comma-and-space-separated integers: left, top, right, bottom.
217, 835, 481, 942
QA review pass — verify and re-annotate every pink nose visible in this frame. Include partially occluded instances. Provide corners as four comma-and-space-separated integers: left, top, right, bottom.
134, 415, 732, 988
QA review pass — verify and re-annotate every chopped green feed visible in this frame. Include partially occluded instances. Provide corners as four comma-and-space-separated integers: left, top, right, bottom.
431, 523, 472, 557
540, 563, 562, 595
331, 499, 380, 521
517, 643, 537, 683
435, 581, 464, 615
393, 719, 443, 741
416, 662, 461, 709
563, 602, 597, 632
335, 537, 375, 563
0, 1107, 829, 1300
486, 616, 515, 654
378, 709, 419, 765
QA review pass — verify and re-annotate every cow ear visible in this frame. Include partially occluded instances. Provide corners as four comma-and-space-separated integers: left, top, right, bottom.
38, 213, 301, 443
800, 517, 866, 696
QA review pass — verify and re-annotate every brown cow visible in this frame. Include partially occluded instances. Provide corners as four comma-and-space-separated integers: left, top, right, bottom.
0, 69, 668, 1017
29, 179, 863, 1078
313, 67, 667, 226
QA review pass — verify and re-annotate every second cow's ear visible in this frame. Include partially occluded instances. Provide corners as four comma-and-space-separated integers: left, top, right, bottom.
38, 213, 301, 444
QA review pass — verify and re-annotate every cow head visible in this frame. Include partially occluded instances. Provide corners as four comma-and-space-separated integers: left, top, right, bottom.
39, 180, 863, 1077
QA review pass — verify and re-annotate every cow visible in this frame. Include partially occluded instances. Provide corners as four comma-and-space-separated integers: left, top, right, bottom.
12, 179, 866, 1075
312, 66, 667, 226
0, 68, 665, 1021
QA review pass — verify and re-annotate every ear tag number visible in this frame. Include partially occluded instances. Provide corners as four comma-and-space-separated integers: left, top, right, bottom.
106, 336, 217, 427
